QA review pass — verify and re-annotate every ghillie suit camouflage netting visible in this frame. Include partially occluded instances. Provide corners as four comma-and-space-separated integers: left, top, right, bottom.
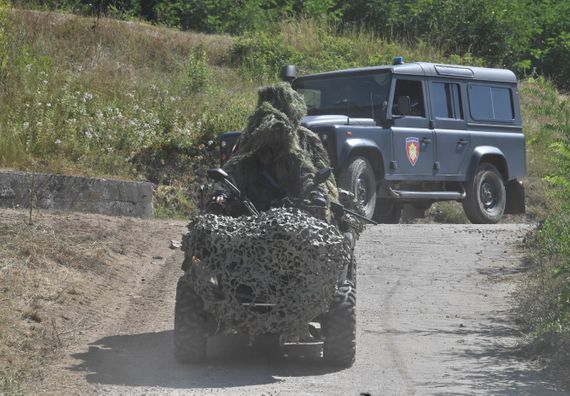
217, 82, 339, 215
182, 207, 352, 338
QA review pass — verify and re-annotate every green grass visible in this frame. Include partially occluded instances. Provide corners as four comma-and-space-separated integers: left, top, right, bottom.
0, 8, 487, 217
517, 77, 570, 366
0, 9, 255, 178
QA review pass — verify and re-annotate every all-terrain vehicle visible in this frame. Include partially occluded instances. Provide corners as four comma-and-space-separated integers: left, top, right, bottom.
174, 168, 368, 367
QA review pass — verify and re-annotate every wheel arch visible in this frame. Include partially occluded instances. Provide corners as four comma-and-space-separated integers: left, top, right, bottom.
339, 139, 385, 181
467, 146, 509, 181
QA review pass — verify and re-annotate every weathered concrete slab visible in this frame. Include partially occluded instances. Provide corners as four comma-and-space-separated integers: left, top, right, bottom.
0, 170, 153, 218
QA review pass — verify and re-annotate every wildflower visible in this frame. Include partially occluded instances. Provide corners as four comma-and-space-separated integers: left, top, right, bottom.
55, 139, 62, 145
22, 122, 29, 129
43, 80, 48, 85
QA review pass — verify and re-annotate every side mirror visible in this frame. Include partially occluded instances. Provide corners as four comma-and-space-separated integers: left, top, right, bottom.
397, 96, 412, 116
280, 65, 296, 83
313, 168, 332, 186
207, 168, 229, 182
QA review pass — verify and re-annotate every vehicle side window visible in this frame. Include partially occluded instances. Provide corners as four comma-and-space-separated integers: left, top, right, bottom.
468, 84, 514, 121
432, 82, 463, 119
392, 79, 425, 117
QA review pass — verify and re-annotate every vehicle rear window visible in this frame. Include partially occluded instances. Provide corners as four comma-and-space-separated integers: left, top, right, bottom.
468, 84, 514, 121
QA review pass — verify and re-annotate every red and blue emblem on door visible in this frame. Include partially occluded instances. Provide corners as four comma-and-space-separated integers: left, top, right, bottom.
406, 137, 420, 166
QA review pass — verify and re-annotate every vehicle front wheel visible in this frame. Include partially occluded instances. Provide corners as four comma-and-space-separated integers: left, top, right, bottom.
462, 163, 506, 224
323, 281, 356, 367
339, 157, 376, 219
174, 276, 210, 364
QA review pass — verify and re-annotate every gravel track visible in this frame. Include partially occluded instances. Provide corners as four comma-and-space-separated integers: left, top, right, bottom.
43, 222, 568, 395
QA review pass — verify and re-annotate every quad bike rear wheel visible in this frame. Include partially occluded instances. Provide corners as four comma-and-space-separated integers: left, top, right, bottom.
174, 276, 210, 363
323, 280, 356, 367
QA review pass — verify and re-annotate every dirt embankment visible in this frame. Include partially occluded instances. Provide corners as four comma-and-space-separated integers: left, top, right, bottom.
1, 208, 568, 395
0, 208, 186, 394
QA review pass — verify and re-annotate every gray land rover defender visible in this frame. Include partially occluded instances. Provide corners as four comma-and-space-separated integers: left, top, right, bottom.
221, 59, 526, 224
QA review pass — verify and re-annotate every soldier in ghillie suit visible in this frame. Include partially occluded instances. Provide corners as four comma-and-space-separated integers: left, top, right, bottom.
175, 83, 362, 366
210, 82, 339, 222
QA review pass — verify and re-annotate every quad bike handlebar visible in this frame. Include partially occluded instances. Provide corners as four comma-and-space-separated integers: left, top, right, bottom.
206, 167, 377, 225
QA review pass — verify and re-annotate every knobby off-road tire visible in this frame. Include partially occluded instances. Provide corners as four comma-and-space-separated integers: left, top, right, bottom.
373, 198, 402, 224
323, 281, 356, 367
339, 157, 377, 219
174, 276, 210, 364
462, 163, 506, 224
253, 334, 283, 361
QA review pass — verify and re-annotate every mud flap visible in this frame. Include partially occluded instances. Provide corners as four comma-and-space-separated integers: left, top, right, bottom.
505, 180, 525, 214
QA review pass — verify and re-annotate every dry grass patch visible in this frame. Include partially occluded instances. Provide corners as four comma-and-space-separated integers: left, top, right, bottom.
0, 208, 187, 393
0, 210, 113, 394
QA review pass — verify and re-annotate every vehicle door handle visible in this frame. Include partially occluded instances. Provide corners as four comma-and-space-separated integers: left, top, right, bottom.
421, 137, 432, 144
457, 139, 468, 145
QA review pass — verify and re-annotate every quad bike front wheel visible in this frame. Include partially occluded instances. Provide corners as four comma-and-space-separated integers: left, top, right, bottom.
323, 280, 356, 367
174, 276, 210, 364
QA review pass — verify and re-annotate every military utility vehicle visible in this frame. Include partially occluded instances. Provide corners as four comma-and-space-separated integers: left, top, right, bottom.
221, 59, 526, 224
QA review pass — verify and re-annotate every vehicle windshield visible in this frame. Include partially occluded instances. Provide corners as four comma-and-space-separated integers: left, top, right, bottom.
294, 71, 392, 121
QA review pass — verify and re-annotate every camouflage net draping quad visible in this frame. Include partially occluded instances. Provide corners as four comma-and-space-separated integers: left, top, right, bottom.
182, 207, 351, 337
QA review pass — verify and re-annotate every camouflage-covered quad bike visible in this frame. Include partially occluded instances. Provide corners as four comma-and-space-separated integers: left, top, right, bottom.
174, 168, 370, 367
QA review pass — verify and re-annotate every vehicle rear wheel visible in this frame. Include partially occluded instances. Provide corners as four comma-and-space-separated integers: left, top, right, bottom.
339, 157, 376, 219
174, 276, 210, 364
462, 163, 506, 224
373, 198, 402, 223
323, 281, 356, 367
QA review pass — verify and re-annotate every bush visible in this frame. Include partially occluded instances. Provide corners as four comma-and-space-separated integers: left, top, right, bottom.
228, 19, 484, 79
185, 45, 209, 93
519, 76, 570, 359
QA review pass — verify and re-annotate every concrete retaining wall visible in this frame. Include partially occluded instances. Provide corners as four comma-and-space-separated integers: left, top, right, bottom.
0, 170, 153, 218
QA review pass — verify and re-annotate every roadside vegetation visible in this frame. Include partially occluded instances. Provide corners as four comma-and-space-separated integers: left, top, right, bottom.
517, 78, 570, 370
0, 1, 568, 389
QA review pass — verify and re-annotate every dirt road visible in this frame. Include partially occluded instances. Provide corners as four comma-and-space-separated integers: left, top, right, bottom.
43, 222, 568, 395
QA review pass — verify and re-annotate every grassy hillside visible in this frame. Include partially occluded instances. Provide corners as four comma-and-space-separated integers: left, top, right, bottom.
517, 78, 569, 369
0, 8, 480, 216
